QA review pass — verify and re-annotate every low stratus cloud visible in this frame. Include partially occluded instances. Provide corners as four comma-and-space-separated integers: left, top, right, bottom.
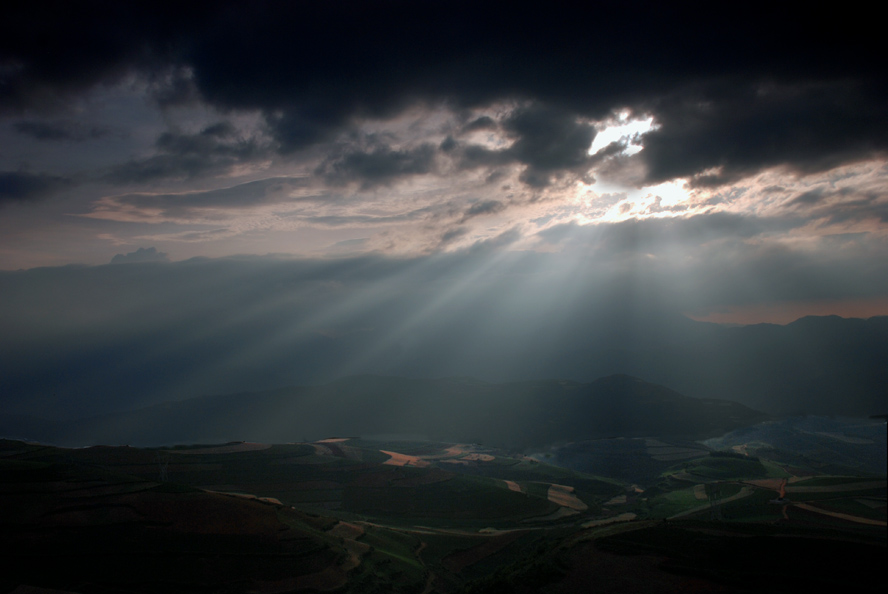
109, 246, 169, 264
97, 177, 307, 215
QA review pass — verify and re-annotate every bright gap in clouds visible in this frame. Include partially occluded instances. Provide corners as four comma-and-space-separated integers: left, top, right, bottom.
564, 112, 697, 225
573, 178, 692, 225
589, 112, 656, 156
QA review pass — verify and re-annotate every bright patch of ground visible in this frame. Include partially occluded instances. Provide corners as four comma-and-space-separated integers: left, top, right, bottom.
316, 438, 351, 443
444, 445, 470, 455
605, 494, 627, 505
693, 485, 707, 500
461, 453, 495, 462
503, 480, 523, 493
548, 484, 588, 511
792, 503, 887, 526
380, 450, 431, 467
419, 445, 470, 460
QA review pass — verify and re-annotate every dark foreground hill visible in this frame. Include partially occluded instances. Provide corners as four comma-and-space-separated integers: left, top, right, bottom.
1, 436, 884, 594
7, 375, 768, 448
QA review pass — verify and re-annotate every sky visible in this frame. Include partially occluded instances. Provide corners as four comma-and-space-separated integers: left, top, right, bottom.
1, 1, 887, 328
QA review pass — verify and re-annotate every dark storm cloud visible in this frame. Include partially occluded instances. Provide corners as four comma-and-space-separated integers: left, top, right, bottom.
453, 105, 599, 187
0, 170, 69, 204
106, 121, 265, 183
0, 1, 203, 112
642, 80, 888, 187
266, 106, 350, 154
14, 119, 110, 141
147, 66, 202, 108
457, 144, 513, 170
439, 136, 458, 153
317, 144, 437, 188
505, 107, 594, 169
2, 1, 883, 186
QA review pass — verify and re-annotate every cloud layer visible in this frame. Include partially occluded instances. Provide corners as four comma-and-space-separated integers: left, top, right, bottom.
3, 2, 883, 181
0, 0, 885, 322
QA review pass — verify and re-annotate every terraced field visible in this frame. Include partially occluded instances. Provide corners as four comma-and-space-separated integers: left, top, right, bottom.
1, 433, 884, 593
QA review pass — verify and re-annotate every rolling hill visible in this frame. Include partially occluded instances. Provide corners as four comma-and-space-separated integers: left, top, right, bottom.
6, 375, 768, 448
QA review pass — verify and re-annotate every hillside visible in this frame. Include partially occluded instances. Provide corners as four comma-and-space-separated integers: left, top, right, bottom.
7, 375, 768, 448
1, 432, 883, 594
3, 306, 886, 421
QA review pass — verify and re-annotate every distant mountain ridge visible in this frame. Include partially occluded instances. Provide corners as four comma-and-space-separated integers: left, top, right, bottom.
3, 306, 885, 420
2, 374, 769, 448
624, 314, 888, 417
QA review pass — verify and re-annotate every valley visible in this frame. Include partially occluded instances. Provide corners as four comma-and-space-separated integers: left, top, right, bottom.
2, 412, 884, 593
